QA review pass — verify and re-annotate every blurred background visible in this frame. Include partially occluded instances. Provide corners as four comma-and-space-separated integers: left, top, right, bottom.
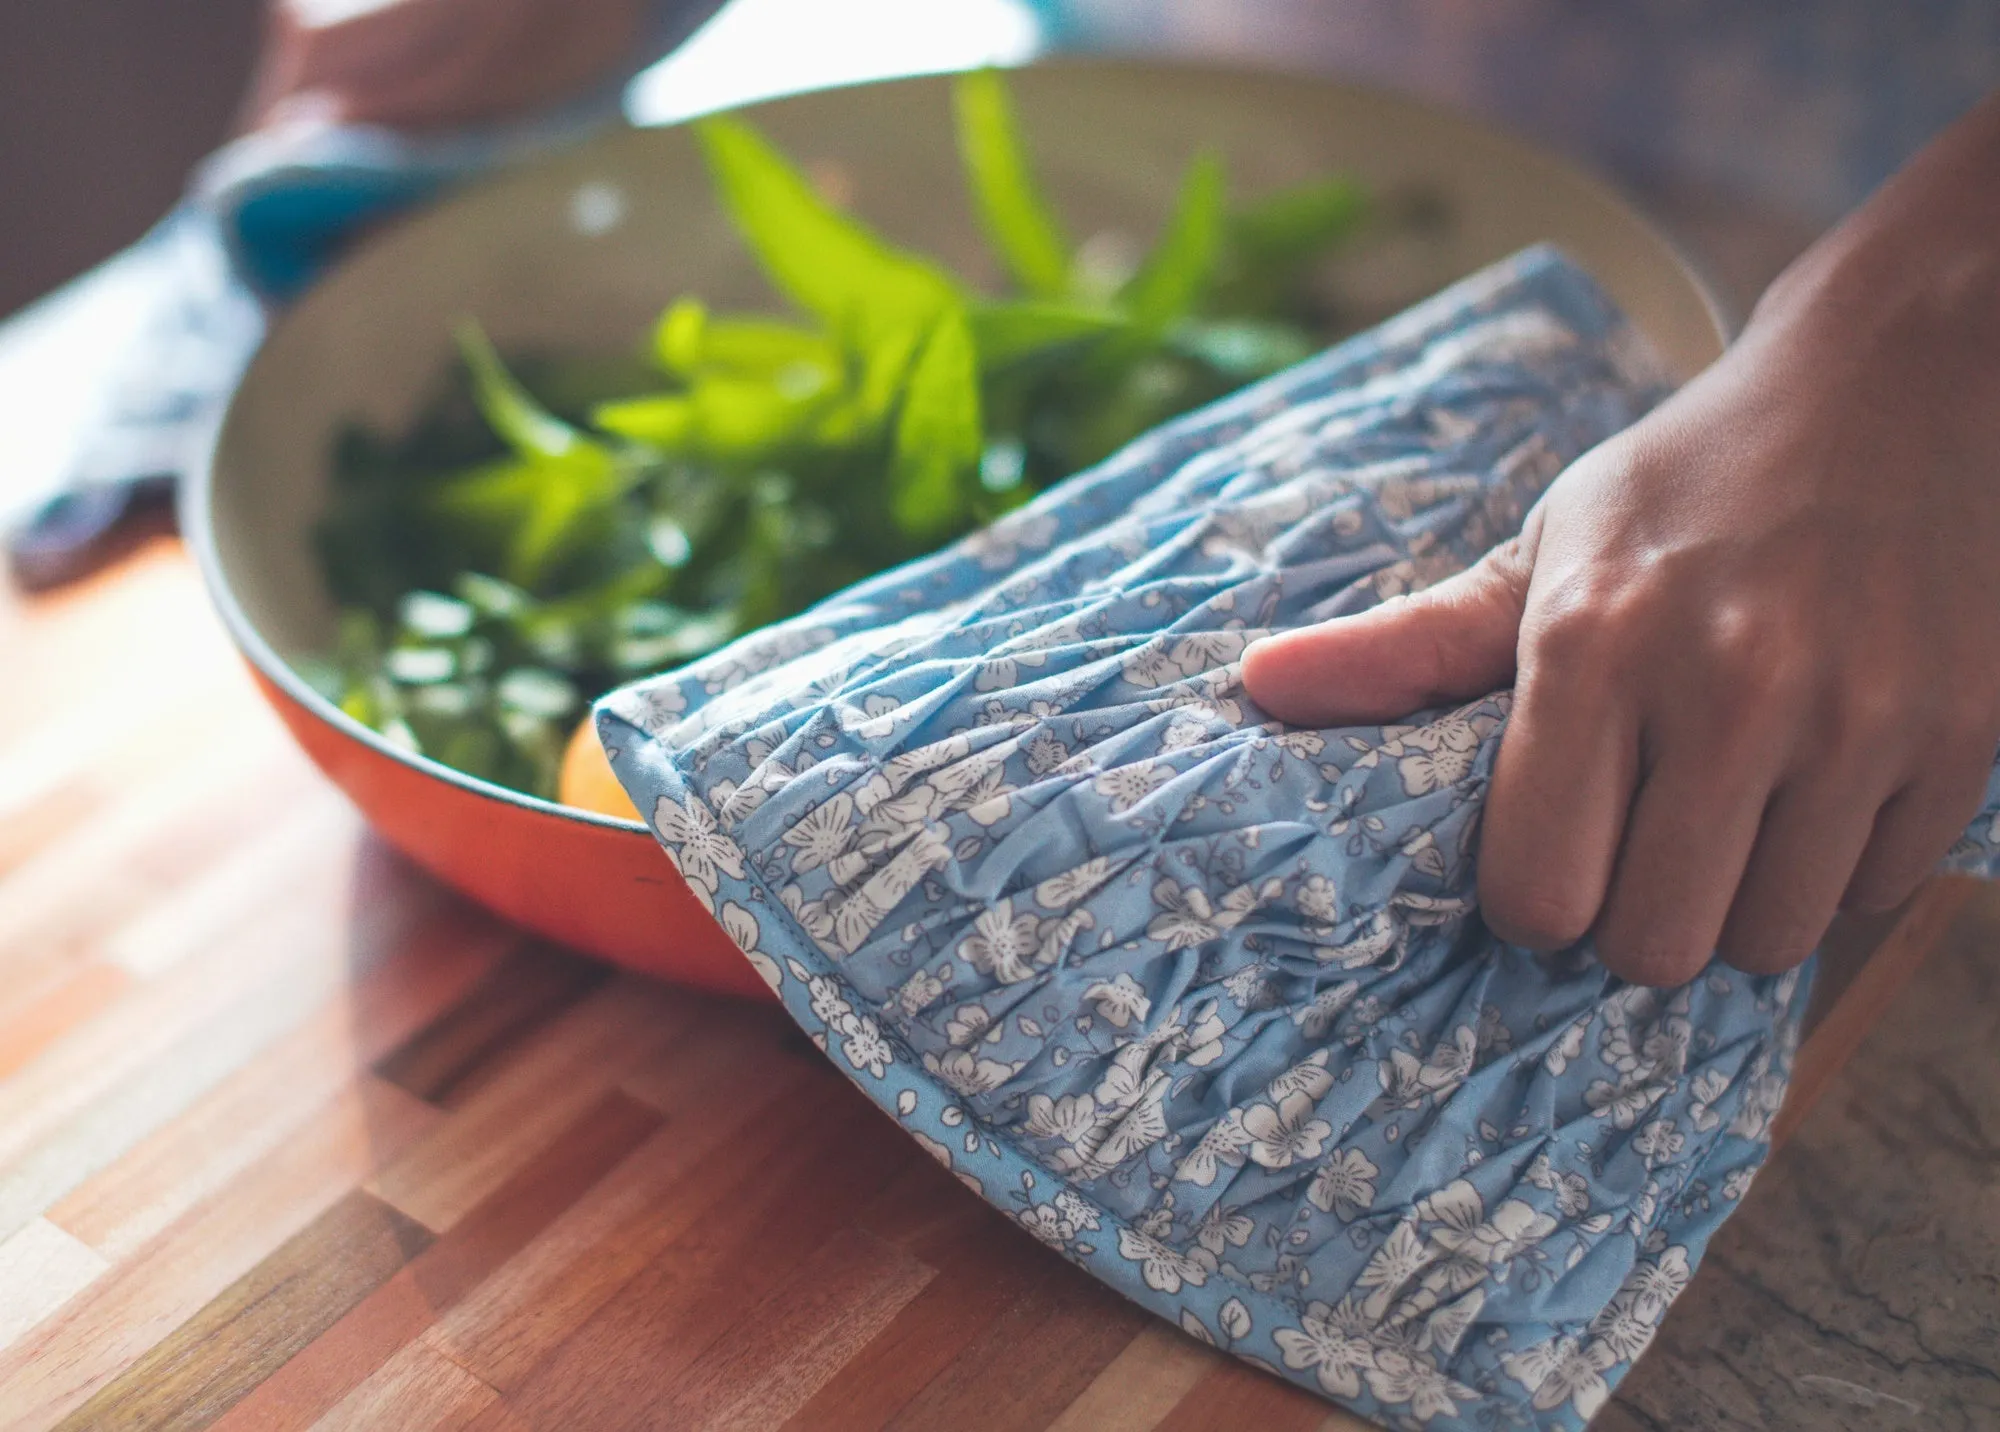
5, 1, 2000, 351
8, 0, 2000, 326
0, 0, 262, 321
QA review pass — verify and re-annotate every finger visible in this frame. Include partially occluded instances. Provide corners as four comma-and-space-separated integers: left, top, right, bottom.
1593, 746, 1773, 988
1478, 641, 1639, 950
1716, 778, 1882, 975
1843, 752, 1997, 912
1241, 539, 1532, 726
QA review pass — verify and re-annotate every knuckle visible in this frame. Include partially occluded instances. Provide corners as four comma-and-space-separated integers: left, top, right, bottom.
1701, 608, 1813, 706
1843, 860, 1926, 915
1817, 676, 1910, 757
1718, 919, 1823, 976
1595, 932, 1709, 988
1524, 585, 1634, 675
1480, 880, 1596, 950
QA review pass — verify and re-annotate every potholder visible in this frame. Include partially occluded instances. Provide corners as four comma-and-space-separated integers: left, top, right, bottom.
598, 246, 2000, 1430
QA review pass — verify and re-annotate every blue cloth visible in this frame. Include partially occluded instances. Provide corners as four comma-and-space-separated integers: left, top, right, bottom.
598, 247, 2000, 1429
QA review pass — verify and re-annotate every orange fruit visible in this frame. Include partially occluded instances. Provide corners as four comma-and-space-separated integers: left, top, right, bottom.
558, 714, 642, 822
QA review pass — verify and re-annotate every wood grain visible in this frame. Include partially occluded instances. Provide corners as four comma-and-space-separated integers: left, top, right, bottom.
53, 1190, 434, 1432
0, 543, 1985, 1432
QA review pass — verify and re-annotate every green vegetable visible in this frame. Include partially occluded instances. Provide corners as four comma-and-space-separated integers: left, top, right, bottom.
1119, 148, 1227, 345
693, 114, 960, 352
954, 68, 1070, 298
892, 304, 983, 536
318, 71, 1405, 801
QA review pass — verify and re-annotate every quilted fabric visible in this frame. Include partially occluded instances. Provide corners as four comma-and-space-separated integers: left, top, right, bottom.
597, 247, 2000, 1429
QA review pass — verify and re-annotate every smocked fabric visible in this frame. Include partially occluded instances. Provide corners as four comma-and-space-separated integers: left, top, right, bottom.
597, 247, 2000, 1430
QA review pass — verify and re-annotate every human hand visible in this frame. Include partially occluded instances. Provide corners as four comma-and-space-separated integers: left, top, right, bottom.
1243, 94, 2000, 987
244, 0, 651, 132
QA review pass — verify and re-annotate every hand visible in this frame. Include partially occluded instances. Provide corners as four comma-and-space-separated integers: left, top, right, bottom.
1243, 93, 2000, 987
244, 0, 651, 132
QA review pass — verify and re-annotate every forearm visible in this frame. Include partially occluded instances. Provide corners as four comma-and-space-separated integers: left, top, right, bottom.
1756, 89, 2000, 370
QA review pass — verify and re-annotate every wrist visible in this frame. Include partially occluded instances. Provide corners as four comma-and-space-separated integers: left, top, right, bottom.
1752, 92, 2000, 366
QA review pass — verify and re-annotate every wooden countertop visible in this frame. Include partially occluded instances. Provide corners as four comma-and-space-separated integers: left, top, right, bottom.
1, 541, 1995, 1431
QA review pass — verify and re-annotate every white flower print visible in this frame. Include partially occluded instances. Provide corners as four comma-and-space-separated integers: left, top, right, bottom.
1296, 873, 1340, 922
1623, 1245, 1691, 1323
1145, 877, 1275, 950
1085, 973, 1152, 1029
1052, 1187, 1099, 1232
1017, 1202, 1076, 1250
944, 1003, 996, 1048
1024, 730, 1071, 776
650, 795, 746, 894
1687, 1067, 1729, 1132
1358, 1221, 1438, 1317
1524, 1154, 1591, 1219
1586, 1291, 1656, 1363
922, 1047, 1019, 1094
1266, 1052, 1334, 1103
1632, 1117, 1686, 1169
1366, 1347, 1475, 1422
1293, 981, 1360, 1040
1418, 1182, 1558, 1283
1241, 1092, 1334, 1169
718, 902, 779, 990
1035, 857, 1114, 910
1502, 1335, 1616, 1420
779, 883, 836, 946
610, 679, 687, 734
1586, 1076, 1665, 1129
1474, 1003, 1514, 1056
780, 792, 856, 874
1397, 743, 1478, 797
841, 1017, 894, 1077
1721, 1166, 1756, 1201
1173, 1111, 1252, 1187
1313, 910, 1401, 969
958, 901, 1042, 983
1094, 762, 1171, 813
1222, 961, 1273, 1008
1274, 1298, 1379, 1399
1147, 881, 1228, 949
1023, 1092, 1098, 1141
1308, 1148, 1379, 1218
1115, 1226, 1216, 1294
895, 968, 944, 1018
1274, 728, 1327, 759
806, 974, 856, 1031
1421, 1025, 1478, 1091
1193, 1204, 1255, 1256
1542, 1017, 1589, 1075
1174, 1002, 1228, 1068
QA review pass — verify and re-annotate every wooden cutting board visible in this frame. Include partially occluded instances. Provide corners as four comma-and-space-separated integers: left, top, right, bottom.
0, 539, 1974, 1432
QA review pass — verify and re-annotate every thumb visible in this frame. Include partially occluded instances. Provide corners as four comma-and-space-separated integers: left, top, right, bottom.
1241, 536, 1535, 726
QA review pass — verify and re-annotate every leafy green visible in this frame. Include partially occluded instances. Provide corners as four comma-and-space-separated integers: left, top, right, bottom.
693, 114, 960, 350
1119, 148, 1227, 343
1216, 177, 1369, 313
971, 299, 1128, 368
954, 67, 1070, 298
439, 323, 626, 588
892, 304, 983, 536
318, 71, 1397, 802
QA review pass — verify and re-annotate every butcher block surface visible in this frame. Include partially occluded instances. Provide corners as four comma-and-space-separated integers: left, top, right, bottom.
0, 541, 1995, 1432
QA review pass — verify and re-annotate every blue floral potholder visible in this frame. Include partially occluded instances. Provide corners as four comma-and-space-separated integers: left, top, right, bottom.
596, 247, 2000, 1430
